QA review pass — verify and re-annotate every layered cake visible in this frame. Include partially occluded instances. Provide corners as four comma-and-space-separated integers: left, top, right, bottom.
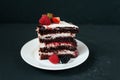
36, 13, 79, 64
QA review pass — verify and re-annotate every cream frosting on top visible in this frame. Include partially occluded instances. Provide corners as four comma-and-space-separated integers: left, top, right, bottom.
43, 21, 78, 29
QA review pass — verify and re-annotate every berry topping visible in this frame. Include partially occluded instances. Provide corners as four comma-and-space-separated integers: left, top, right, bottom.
52, 17, 60, 23
74, 50, 78, 57
49, 54, 60, 64
38, 13, 61, 25
39, 15, 51, 25
40, 26, 45, 30
47, 13, 53, 19
59, 55, 71, 63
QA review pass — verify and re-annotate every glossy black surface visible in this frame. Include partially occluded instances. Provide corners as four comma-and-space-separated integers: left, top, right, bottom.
0, 24, 119, 80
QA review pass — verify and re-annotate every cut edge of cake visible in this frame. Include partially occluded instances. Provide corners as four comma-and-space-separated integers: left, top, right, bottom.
36, 13, 79, 63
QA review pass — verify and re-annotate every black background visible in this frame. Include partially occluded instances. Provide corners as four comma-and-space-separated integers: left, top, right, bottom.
0, 0, 120, 24
0, 0, 120, 80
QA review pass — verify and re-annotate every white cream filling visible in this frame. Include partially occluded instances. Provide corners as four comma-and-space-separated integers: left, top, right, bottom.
39, 42, 72, 48
39, 50, 75, 55
43, 21, 78, 29
38, 33, 75, 39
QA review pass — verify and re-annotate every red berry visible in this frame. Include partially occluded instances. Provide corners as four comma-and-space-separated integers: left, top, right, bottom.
52, 17, 60, 23
74, 50, 78, 57
49, 54, 60, 64
39, 15, 51, 25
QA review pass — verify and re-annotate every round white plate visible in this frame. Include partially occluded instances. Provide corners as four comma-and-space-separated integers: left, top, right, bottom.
20, 38, 89, 70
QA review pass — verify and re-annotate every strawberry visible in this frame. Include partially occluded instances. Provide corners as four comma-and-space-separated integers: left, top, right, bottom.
39, 15, 51, 25
52, 17, 60, 23
49, 54, 60, 64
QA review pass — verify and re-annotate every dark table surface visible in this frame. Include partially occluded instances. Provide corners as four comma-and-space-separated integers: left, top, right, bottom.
0, 24, 120, 80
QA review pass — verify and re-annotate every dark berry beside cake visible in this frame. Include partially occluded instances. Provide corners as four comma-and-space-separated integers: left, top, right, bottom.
36, 13, 79, 64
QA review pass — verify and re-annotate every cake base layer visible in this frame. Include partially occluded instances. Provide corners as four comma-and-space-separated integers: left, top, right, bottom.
40, 54, 77, 60
39, 50, 78, 59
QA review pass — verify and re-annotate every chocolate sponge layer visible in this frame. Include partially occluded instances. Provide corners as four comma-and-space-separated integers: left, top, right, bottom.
39, 37, 76, 44
37, 26, 79, 35
39, 45, 77, 53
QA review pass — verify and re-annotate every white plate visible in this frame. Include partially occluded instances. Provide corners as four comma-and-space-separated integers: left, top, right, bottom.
20, 38, 89, 70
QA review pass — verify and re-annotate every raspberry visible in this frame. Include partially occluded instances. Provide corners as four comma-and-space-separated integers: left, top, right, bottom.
39, 15, 51, 25
49, 54, 60, 64
74, 50, 78, 57
52, 17, 60, 23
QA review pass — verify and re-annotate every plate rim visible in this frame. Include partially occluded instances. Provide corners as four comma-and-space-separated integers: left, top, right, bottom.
20, 38, 89, 70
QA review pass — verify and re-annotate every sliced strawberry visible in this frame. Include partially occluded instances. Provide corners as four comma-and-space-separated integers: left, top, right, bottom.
52, 17, 60, 23
49, 54, 60, 64
39, 15, 51, 25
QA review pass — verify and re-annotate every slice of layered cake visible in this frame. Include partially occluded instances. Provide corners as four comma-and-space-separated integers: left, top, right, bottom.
36, 13, 79, 64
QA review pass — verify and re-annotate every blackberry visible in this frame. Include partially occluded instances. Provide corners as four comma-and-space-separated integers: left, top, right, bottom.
40, 26, 45, 30
59, 55, 71, 63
